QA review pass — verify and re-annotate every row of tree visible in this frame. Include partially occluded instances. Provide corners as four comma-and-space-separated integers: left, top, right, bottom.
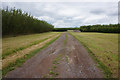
80, 24, 119, 33
2, 7, 54, 36
53, 28, 79, 32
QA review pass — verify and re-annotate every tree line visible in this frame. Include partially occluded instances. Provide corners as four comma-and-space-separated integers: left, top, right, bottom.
53, 28, 79, 32
2, 7, 54, 36
80, 24, 119, 33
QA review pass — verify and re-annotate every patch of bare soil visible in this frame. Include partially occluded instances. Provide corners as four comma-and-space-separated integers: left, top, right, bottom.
4, 32, 103, 78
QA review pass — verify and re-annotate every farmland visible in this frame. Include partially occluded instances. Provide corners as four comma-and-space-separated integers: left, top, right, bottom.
3, 32, 59, 59
2, 31, 119, 78
4, 32, 104, 78
2, 5, 119, 79
2, 32, 62, 76
69, 31, 118, 78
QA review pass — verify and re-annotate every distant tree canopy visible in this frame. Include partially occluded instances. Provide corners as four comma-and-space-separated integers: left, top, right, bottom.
80, 24, 120, 33
53, 28, 79, 32
2, 7, 54, 36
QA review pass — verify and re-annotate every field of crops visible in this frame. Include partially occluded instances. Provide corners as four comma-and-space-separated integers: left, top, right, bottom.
2, 32, 61, 76
69, 31, 118, 78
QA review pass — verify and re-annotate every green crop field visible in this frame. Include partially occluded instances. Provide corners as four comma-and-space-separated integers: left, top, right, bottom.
69, 31, 118, 78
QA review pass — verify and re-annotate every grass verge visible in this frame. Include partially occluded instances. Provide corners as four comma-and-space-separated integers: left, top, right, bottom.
2, 35, 61, 76
48, 54, 63, 78
69, 32, 113, 78
65, 56, 69, 63
2, 35, 54, 59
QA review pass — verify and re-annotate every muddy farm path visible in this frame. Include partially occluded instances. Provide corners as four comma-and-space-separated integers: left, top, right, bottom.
5, 32, 103, 78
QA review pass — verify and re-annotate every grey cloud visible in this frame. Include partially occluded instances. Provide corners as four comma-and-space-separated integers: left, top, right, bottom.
90, 9, 105, 14
2, 2, 118, 28
109, 12, 118, 16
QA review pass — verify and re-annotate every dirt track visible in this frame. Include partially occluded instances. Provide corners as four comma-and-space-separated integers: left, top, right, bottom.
5, 32, 103, 78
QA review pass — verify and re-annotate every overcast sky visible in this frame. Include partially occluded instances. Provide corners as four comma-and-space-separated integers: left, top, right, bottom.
2, 1, 118, 28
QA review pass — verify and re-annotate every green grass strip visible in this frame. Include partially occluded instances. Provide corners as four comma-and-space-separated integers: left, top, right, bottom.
69, 32, 113, 78
2, 34, 61, 76
2, 35, 56, 59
